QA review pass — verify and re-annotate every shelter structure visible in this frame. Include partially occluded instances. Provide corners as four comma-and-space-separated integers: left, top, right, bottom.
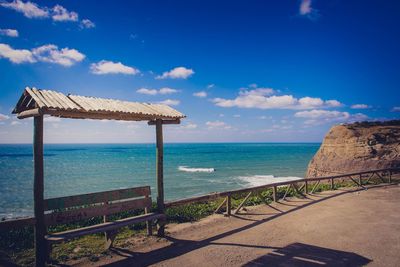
12, 87, 185, 266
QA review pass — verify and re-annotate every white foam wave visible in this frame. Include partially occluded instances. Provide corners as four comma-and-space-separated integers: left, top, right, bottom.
178, 166, 215, 173
237, 175, 303, 187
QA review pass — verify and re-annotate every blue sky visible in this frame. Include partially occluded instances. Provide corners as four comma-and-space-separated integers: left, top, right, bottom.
0, 0, 399, 143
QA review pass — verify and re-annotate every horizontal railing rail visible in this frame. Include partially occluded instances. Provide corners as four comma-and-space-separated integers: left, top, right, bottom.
165, 167, 400, 208
1, 167, 399, 230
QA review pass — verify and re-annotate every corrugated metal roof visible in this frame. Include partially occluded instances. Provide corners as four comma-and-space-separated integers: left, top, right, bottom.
13, 87, 185, 121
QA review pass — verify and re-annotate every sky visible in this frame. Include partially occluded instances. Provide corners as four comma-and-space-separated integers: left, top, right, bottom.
0, 0, 399, 143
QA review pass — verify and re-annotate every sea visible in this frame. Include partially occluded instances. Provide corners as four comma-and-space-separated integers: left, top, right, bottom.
0, 143, 320, 219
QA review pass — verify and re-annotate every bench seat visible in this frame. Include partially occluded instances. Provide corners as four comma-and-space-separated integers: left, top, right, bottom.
46, 212, 165, 243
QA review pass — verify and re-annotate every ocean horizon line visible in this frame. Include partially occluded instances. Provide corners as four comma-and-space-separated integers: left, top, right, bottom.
0, 141, 322, 145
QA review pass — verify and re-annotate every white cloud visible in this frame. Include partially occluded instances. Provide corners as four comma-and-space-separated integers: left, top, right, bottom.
11, 120, 21, 125
0, 43, 84, 66
298, 96, 323, 107
299, 0, 312, 15
158, 99, 180, 106
240, 87, 275, 96
213, 88, 342, 110
137, 88, 157, 95
295, 109, 368, 125
1, 1, 95, 28
51, 4, 78, 22
392, 107, 400, 112
156, 66, 194, 79
0, 0, 49, 18
0, 28, 19, 37
136, 87, 178, 95
159, 87, 179, 94
299, 0, 319, 20
233, 114, 241, 118
206, 120, 231, 130
80, 19, 95, 29
295, 110, 350, 120
90, 60, 139, 75
181, 123, 198, 129
0, 43, 35, 63
207, 84, 215, 89
193, 91, 207, 98
325, 100, 342, 107
0, 113, 10, 120
351, 104, 371, 109
32, 44, 85, 67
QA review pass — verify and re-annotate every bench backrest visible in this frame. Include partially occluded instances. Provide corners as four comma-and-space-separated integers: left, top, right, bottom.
43, 186, 151, 226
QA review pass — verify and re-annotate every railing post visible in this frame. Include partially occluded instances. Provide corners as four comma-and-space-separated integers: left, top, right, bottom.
273, 186, 277, 202
330, 178, 334, 190
389, 170, 392, 184
226, 194, 231, 216
304, 181, 308, 194
358, 174, 362, 186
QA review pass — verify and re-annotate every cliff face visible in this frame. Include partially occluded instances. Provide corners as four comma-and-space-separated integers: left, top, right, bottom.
306, 121, 400, 178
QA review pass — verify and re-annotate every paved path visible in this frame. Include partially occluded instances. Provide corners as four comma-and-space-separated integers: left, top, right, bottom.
77, 184, 400, 267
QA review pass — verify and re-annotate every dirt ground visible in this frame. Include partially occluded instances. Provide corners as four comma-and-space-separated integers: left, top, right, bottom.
74, 184, 400, 267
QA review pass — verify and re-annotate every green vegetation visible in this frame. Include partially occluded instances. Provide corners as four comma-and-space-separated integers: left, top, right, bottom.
0, 178, 387, 266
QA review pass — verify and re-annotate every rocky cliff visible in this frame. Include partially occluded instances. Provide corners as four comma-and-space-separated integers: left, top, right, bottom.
306, 120, 400, 177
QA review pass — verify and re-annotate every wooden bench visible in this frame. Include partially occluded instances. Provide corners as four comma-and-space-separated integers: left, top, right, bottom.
43, 186, 165, 252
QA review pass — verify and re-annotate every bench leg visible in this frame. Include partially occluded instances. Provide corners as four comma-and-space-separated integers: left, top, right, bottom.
104, 230, 117, 250
146, 220, 153, 236
157, 217, 166, 237
145, 206, 153, 236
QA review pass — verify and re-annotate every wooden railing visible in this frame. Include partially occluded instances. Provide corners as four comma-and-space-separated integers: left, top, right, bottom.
165, 167, 400, 215
1, 167, 399, 230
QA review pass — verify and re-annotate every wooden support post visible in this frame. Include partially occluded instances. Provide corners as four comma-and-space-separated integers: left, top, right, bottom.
234, 192, 252, 214
358, 174, 362, 186
273, 186, 277, 202
155, 119, 165, 236
298, 183, 305, 192
366, 173, 374, 184
330, 178, 334, 190
375, 172, 385, 183
33, 115, 46, 266
310, 180, 320, 194
214, 197, 227, 214
226, 194, 232, 216
304, 181, 308, 194
282, 184, 292, 200
389, 170, 392, 184
292, 183, 304, 197
349, 176, 366, 189
103, 203, 116, 249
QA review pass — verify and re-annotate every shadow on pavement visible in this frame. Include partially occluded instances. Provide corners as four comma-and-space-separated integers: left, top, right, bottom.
243, 242, 371, 267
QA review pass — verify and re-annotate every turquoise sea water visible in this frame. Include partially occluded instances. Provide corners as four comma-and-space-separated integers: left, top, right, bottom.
0, 143, 319, 219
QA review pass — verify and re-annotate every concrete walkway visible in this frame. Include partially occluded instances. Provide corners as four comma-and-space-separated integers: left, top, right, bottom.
77, 184, 400, 267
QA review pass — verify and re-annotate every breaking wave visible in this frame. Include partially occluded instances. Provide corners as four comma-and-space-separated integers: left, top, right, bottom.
178, 166, 216, 173
237, 175, 302, 187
